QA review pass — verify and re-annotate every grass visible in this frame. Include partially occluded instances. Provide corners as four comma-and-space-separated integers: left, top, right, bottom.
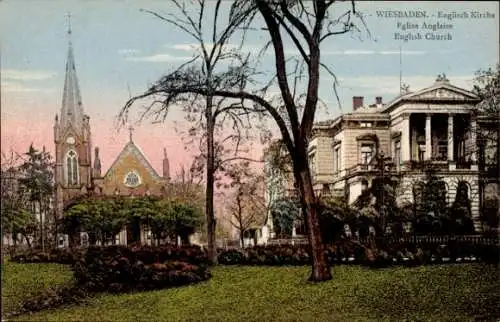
3, 263, 499, 321
1, 260, 74, 316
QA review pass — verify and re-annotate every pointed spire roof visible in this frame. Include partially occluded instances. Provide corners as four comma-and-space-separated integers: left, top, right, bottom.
60, 14, 84, 133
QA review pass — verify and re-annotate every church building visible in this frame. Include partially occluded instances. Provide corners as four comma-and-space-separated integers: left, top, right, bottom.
53, 24, 199, 246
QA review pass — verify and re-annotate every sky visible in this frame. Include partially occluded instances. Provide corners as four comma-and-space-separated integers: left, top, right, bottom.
1, 1, 499, 178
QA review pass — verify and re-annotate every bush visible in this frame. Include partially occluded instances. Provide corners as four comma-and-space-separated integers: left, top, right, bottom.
218, 249, 245, 265
21, 285, 90, 314
217, 240, 367, 266
216, 238, 499, 268
10, 248, 85, 265
73, 245, 211, 293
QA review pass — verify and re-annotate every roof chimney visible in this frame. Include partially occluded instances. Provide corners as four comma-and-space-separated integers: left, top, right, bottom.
353, 96, 364, 111
376, 96, 383, 105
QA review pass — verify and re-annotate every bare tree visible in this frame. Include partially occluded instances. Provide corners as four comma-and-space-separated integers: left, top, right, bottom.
225, 161, 267, 247
122, 0, 365, 281
120, 1, 265, 263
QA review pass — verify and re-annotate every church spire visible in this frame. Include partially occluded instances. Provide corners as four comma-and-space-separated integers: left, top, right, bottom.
60, 13, 84, 132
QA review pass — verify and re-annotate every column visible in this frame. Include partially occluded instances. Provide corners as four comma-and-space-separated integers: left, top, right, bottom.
447, 114, 454, 161
425, 114, 432, 160
411, 126, 417, 160
470, 116, 478, 170
401, 114, 411, 162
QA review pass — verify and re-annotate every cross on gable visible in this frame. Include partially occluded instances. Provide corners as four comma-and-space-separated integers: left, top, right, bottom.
67, 13, 72, 35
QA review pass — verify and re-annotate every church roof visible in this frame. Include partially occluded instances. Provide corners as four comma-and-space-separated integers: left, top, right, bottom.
103, 140, 163, 181
60, 27, 85, 133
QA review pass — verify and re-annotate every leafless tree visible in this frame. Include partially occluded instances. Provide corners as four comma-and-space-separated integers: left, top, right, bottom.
120, 0, 266, 263
225, 161, 267, 247
121, 0, 366, 281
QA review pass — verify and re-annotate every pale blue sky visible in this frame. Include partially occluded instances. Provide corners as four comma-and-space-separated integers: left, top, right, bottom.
1, 1, 499, 172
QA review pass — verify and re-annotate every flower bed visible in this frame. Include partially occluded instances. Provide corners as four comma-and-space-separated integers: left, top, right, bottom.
8, 245, 212, 315
72, 245, 211, 293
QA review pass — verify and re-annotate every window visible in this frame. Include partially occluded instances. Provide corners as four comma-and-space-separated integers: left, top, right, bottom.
457, 140, 466, 162
360, 144, 374, 165
66, 150, 79, 185
333, 146, 341, 172
418, 145, 426, 162
394, 140, 401, 166
437, 141, 448, 160
360, 122, 373, 128
124, 171, 141, 188
309, 153, 316, 176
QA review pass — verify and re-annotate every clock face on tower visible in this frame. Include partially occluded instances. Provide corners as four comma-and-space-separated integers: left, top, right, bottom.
66, 137, 75, 144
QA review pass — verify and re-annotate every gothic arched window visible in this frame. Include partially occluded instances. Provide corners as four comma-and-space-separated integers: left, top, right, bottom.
66, 150, 79, 186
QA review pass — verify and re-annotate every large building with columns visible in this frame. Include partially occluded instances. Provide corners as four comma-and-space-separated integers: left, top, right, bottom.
305, 75, 498, 231
261, 75, 498, 239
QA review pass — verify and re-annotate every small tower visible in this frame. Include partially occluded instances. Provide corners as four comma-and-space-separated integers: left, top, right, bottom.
54, 14, 93, 220
93, 147, 102, 178
163, 148, 170, 181
54, 114, 60, 143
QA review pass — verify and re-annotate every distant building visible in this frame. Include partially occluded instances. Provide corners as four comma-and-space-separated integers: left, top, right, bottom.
261, 75, 499, 241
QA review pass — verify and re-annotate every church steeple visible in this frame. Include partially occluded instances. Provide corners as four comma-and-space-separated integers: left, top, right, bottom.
54, 14, 93, 223
60, 13, 84, 133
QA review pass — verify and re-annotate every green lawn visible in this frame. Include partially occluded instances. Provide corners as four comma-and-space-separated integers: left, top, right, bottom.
1, 260, 74, 316
3, 263, 499, 321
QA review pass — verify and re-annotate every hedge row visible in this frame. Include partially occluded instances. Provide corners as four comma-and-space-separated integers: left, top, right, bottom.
9, 247, 85, 265
217, 240, 499, 267
9, 244, 210, 266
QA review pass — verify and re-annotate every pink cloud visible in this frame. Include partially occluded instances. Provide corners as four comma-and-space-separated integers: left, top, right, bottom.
1, 112, 195, 177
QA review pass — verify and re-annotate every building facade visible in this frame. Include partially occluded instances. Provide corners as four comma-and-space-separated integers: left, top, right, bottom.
262, 75, 498, 240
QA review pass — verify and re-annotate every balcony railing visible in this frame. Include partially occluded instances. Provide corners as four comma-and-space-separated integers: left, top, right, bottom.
345, 164, 378, 177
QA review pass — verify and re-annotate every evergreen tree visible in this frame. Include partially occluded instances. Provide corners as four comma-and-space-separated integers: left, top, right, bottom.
18, 144, 54, 251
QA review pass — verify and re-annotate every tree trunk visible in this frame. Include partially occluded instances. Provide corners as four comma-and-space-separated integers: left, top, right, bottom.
240, 229, 245, 249
293, 145, 332, 282
24, 233, 32, 248
39, 200, 45, 252
205, 99, 217, 263
53, 210, 58, 249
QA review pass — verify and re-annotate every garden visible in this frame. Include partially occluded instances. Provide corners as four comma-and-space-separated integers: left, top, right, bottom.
2, 232, 499, 321
2, 256, 499, 321
3, 159, 499, 321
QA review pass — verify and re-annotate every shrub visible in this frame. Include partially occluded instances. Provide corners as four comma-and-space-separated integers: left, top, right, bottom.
217, 241, 366, 266
73, 245, 211, 293
218, 249, 245, 265
21, 285, 90, 314
216, 238, 499, 268
10, 248, 85, 265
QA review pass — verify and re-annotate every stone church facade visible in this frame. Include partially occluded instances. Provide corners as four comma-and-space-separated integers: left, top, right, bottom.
263, 76, 499, 239
53, 27, 199, 246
